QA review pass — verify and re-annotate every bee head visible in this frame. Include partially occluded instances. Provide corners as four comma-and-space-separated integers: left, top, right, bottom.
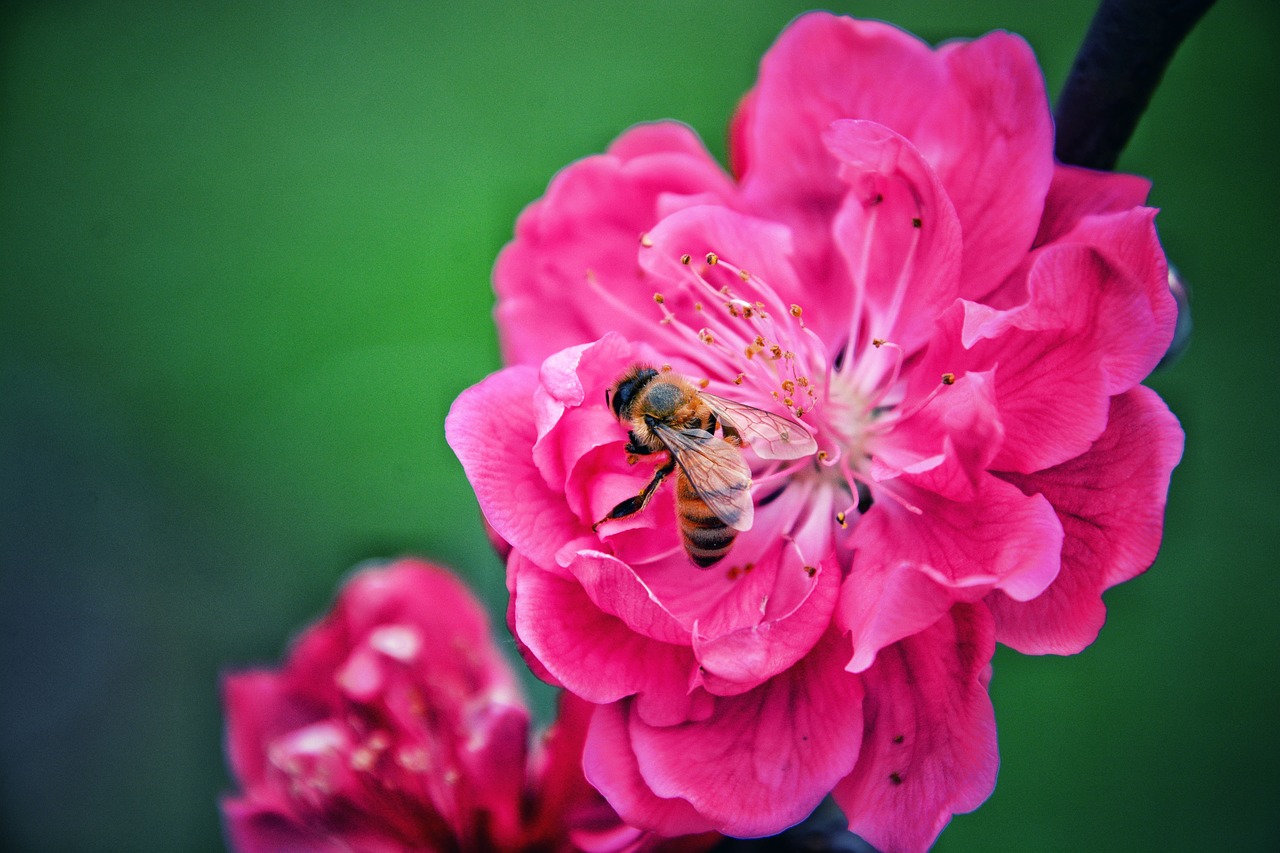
607, 364, 659, 421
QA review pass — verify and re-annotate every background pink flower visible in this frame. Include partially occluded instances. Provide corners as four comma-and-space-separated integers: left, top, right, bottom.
451, 11, 1183, 852
221, 558, 717, 853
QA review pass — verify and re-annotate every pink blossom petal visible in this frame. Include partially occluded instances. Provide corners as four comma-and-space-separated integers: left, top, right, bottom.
842, 473, 1061, 671
584, 701, 720, 837
511, 554, 710, 727
222, 797, 404, 853
1035, 162, 1151, 246
455, 702, 532, 847
912, 32, 1054, 302
736, 15, 1052, 308
692, 554, 839, 695
627, 629, 865, 837
223, 671, 301, 793
566, 550, 692, 646
947, 233, 1173, 473
835, 604, 998, 853
871, 369, 1004, 502
495, 123, 734, 365
531, 334, 634, 491
825, 119, 963, 354
447, 365, 585, 571
989, 387, 1184, 654
736, 14, 940, 209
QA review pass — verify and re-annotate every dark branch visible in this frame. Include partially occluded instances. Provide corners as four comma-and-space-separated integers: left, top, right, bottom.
1054, 0, 1216, 170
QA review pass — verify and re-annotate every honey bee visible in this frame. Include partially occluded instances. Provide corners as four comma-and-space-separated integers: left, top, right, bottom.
596, 364, 817, 567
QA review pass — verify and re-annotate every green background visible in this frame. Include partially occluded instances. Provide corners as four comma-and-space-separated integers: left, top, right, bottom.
2, 1, 1277, 850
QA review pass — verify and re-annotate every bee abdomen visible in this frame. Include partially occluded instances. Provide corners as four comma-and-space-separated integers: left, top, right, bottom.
676, 475, 736, 568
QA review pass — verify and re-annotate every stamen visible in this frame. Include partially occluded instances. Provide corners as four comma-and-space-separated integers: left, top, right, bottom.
869, 373, 957, 433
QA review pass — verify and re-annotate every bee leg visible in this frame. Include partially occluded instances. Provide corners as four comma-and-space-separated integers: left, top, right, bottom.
624, 431, 657, 455
594, 456, 676, 530
720, 422, 743, 448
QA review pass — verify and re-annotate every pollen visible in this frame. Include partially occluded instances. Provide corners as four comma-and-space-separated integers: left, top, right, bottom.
782, 380, 795, 393
770, 345, 783, 359
680, 253, 692, 265
790, 304, 803, 317
639, 232, 654, 247
804, 566, 817, 578
699, 330, 716, 345
783, 397, 795, 407
817, 450, 829, 461
754, 335, 766, 347
694, 302, 703, 311
726, 565, 741, 581
661, 363, 672, 372
705, 252, 719, 265
873, 338, 886, 348
734, 373, 745, 385
941, 372, 956, 385
698, 378, 709, 389
653, 292, 665, 304
836, 510, 848, 529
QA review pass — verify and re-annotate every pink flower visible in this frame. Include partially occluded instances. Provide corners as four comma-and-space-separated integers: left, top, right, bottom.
449, 12, 1183, 852
221, 558, 717, 853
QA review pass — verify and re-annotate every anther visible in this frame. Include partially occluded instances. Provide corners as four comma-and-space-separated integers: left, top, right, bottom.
680, 253, 691, 265
706, 252, 718, 265
783, 397, 795, 407
694, 302, 703, 311
738, 268, 750, 281
790, 304, 803, 317
653, 292, 665, 304
734, 373, 745, 385
941, 372, 956, 385
804, 566, 817, 578
782, 380, 795, 392
836, 511, 848, 529
640, 233, 653, 247
698, 378, 710, 389
872, 338, 886, 348
770, 345, 783, 359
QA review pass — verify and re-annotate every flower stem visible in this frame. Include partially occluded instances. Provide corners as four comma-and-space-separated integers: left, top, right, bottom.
1054, 0, 1217, 170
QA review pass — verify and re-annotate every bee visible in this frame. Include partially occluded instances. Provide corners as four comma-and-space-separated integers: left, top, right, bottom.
596, 364, 817, 567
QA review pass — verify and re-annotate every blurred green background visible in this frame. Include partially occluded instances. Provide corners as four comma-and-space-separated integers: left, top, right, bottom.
2, 1, 1276, 850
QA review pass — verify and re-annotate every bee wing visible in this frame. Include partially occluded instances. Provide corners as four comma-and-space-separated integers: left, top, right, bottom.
702, 393, 818, 460
652, 423, 754, 531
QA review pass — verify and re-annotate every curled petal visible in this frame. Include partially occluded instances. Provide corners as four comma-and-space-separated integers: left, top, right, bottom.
447, 365, 586, 570
990, 387, 1184, 654
826, 120, 963, 354
511, 555, 710, 727
842, 474, 1061, 672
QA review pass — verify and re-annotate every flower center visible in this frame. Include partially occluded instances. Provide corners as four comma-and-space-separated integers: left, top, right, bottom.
639, 242, 963, 536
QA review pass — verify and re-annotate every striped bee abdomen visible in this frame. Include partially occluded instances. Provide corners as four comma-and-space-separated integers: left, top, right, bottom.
675, 470, 737, 568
